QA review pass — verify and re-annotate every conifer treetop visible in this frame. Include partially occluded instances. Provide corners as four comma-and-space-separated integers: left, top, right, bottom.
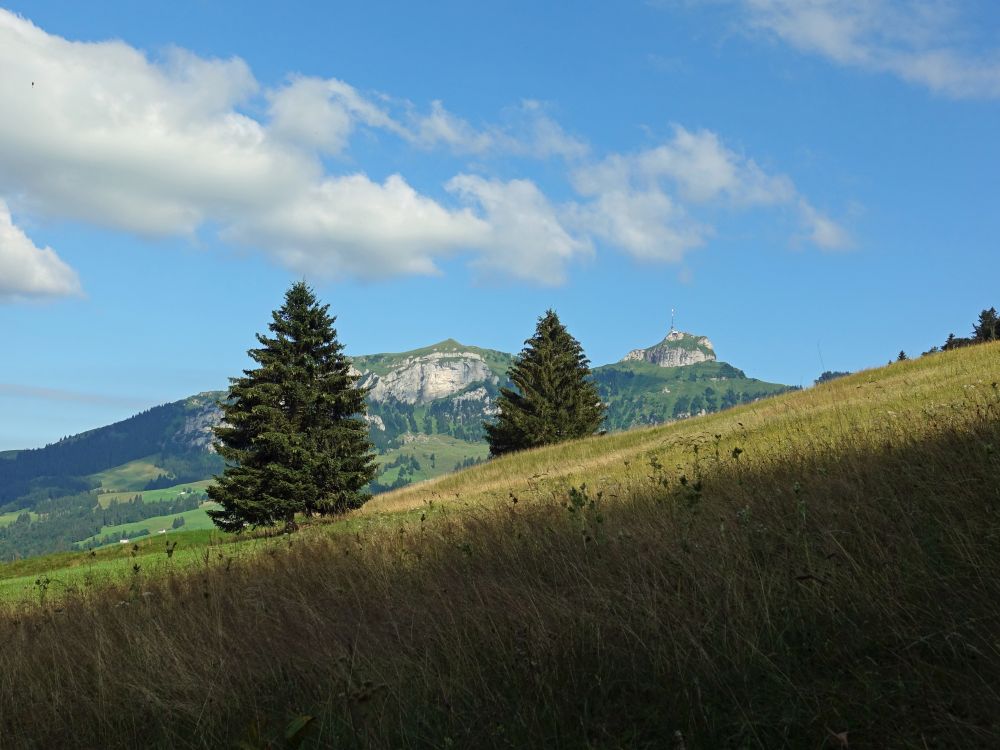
485, 309, 605, 457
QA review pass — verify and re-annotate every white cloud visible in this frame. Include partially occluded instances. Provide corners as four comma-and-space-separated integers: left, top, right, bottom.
638, 125, 796, 204
0, 9, 585, 284
571, 186, 709, 262
446, 175, 591, 284
506, 101, 590, 160
739, 0, 1000, 98
266, 77, 588, 160
267, 76, 409, 155
0, 201, 81, 301
797, 198, 852, 250
0, 8, 851, 291
408, 100, 497, 154
570, 125, 848, 257
404, 99, 589, 159
570, 153, 709, 262
226, 173, 488, 278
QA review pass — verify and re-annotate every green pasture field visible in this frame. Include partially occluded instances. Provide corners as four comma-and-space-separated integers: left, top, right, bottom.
0, 504, 428, 603
95, 479, 212, 507
0, 510, 38, 528
88, 456, 169, 491
375, 433, 488, 485
77, 501, 222, 547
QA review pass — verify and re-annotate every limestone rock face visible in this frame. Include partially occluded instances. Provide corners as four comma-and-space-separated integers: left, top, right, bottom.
359, 351, 499, 405
177, 394, 225, 452
621, 330, 717, 368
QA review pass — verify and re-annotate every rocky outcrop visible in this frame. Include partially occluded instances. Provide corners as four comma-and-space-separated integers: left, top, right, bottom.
359, 352, 499, 405
621, 330, 716, 368
176, 394, 225, 452
452, 386, 499, 416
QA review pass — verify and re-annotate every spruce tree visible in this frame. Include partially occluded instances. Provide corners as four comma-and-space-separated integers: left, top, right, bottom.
208, 282, 376, 532
973, 307, 999, 342
485, 310, 606, 457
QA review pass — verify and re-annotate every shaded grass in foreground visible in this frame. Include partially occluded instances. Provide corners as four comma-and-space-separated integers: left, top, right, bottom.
1, 370, 999, 748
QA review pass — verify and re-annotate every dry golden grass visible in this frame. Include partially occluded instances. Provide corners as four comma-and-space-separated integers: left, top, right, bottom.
367, 343, 999, 516
0, 343, 998, 748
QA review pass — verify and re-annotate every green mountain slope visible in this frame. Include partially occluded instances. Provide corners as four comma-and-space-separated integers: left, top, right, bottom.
0, 332, 788, 559
0, 392, 224, 507
594, 359, 793, 430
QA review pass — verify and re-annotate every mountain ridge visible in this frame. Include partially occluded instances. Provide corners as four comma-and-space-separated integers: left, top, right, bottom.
0, 332, 793, 557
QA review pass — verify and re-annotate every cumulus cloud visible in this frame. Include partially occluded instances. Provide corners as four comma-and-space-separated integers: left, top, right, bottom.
446, 175, 591, 284
264, 74, 587, 161
267, 76, 403, 155
738, 0, 1000, 98
404, 99, 589, 159
570, 155, 709, 262
0, 9, 585, 284
407, 100, 497, 154
572, 186, 709, 262
0, 8, 848, 290
0, 201, 81, 302
570, 125, 849, 259
636, 126, 797, 205
226, 173, 488, 278
797, 198, 852, 250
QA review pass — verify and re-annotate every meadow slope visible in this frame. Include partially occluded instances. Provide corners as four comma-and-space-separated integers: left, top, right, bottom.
1, 343, 998, 748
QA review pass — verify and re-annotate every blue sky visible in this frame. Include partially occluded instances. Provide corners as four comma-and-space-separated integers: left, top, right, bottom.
1, 0, 997, 450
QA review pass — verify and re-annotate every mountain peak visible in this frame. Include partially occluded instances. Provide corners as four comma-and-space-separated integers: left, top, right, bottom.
431, 338, 464, 349
621, 330, 717, 368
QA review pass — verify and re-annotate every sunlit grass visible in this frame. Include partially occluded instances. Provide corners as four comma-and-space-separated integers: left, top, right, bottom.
1, 343, 998, 748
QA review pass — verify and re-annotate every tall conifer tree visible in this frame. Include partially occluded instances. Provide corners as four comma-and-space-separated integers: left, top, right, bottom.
973, 307, 999, 342
208, 282, 376, 532
485, 310, 605, 456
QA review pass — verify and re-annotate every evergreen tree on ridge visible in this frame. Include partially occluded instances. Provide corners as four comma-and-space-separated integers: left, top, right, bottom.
208, 282, 376, 532
485, 309, 606, 457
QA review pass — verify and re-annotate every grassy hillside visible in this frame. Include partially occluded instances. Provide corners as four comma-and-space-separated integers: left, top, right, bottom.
96, 480, 211, 508
1, 343, 998, 748
88, 456, 171, 492
368, 346, 996, 515
372, 434, 488, 491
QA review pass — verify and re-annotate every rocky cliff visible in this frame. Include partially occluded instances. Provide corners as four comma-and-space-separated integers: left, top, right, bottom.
358, 350, 500, 405
174, 393, 225, 452
621, 330, 717, 368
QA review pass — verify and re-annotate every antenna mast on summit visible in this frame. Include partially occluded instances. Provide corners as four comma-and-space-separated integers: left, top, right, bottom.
670, 308, 676, 332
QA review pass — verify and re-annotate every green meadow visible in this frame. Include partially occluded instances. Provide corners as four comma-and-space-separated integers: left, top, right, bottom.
88, 456, 170, 491
0, 510, 38, 528
95, 479, 212, 507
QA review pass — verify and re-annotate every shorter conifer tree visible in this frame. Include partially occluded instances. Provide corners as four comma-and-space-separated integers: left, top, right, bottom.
485, 309, 605, 456
208, 282, 376, 532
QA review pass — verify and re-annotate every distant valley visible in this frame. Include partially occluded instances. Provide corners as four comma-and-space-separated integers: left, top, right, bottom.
0, 329, 793, 558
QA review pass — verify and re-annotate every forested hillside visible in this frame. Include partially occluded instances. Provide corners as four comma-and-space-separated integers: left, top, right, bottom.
0, 393, 223, 507
594, 360, 795, 429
